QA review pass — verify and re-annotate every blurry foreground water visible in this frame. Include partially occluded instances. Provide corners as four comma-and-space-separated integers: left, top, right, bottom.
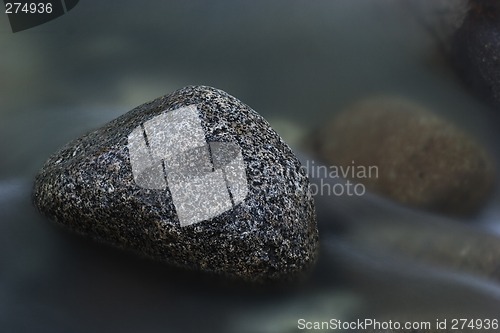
1, 1, 500, 332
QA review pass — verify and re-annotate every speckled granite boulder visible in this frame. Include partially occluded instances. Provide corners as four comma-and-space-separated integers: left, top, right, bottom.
310, 96, 495, 216
33, 85, 318, 283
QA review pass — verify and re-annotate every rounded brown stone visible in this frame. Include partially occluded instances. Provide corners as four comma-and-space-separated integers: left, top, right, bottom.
310, 96, 495, 216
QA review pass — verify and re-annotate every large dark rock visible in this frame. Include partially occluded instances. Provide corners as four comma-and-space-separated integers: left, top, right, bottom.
33, 85, 318, 283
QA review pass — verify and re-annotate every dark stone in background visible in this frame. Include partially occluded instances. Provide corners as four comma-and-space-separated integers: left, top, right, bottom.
453, 0, 500, 109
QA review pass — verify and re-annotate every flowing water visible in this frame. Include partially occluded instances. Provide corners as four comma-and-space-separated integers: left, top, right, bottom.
1, 1, 500, 332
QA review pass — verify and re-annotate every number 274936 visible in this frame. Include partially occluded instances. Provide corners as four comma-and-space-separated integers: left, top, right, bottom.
5, 2, 53, 14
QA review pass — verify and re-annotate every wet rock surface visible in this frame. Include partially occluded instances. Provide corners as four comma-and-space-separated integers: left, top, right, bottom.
309, 96, 495, 216
32, 85, 318, 283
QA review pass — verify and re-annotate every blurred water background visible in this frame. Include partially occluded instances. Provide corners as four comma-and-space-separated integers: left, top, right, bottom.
1, 1, 500, 332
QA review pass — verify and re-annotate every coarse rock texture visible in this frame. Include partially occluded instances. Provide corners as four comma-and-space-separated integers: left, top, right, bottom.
33, 85, 319, 283
309, 96, 495, 216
